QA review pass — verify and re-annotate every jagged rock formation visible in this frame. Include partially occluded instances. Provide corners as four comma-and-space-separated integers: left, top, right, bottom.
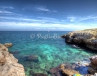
61, 28, 97, 50
0, 43, 25, 76
60, 64, 79, 76
88, 55, 97, 74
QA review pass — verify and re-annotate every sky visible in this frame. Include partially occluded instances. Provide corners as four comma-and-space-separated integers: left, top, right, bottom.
0, 0, 97, 31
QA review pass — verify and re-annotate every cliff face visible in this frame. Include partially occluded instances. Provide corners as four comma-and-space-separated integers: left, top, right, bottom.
0, 43, 25, 76
61, 28, 97, 50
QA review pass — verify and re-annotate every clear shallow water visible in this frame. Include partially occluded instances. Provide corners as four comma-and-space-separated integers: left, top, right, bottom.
0, 31, 96, 76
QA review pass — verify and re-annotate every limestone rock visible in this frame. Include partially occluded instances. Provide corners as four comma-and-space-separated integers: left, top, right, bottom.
0, 43, 25, 76
88, 55, 97, 74
60, 64, 79, 76
61, 28, 97, 50
4, 43, 13, 48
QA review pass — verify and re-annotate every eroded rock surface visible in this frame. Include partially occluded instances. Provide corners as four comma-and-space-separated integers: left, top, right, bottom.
88, 55, 97, 74
60, 64, 79, 76
0, 43, 25, 76
4, 43, 13, 48
61, 28, 97, 50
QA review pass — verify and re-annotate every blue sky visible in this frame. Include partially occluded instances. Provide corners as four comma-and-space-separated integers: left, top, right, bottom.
0, 0, 97, 31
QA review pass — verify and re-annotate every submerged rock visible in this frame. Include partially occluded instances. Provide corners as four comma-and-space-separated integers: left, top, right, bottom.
24, 55, 39, 62
10, 50, 20, 54
33, 73, 47, 76
4, 43, 13, 48
61, 28, 97, 50
49, 66, 62, 76
0, 43, 25, 76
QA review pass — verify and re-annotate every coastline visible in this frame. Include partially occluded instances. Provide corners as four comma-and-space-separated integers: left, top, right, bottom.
60, 28, 97, 76
0, 28, 97, 76
61, 28, 97, 51
0, 43, 25, 76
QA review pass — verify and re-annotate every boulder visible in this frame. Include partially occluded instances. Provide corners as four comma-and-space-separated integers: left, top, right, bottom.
0, 43, 25, 76
60, 64, 79, 76
88, 55, 97, 74
49, 66, 62, 76
24, 55, 39, 62
4, 43, 13, 48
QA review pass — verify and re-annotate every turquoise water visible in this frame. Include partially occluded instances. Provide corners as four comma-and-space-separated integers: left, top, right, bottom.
0, 31, 96, 76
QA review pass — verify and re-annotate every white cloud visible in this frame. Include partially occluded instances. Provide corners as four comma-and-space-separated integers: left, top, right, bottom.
23, 5, 57, 13
0, 21, 97, 31
34, 6, 57, 13
35, 6, 50, 12
67, 16, 76, 22
80, 16, 97, 21
0, 16, 45, 22
0, 10, 12, 14
37, 17, 60, 23
0, 22, 41, 26
0, 14, 97, 31
0, 16, 61, 24
67, 16, 97, 22
1, 6, 14, 9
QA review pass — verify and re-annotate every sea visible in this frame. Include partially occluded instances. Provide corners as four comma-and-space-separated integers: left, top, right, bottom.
0, 31, 96, 76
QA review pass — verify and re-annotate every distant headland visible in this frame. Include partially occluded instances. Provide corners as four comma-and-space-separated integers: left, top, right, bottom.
61, 28, 97, 51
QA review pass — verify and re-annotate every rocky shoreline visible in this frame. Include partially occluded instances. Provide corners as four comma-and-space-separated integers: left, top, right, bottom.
1, 29, 97, 76
48, 55, 97, 76
0, 43, 25, 76
61, 28, 97, 51
59, 28, 97, 76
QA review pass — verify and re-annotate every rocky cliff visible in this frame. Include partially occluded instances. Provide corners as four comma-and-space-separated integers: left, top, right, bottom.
0, 43, 25, 76
61, 28, 97, 50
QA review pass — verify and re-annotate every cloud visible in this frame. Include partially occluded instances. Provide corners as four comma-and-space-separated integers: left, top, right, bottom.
35, 6, 50, 12
0, 10, 12, 14
0, 21, 96, 29
0, 6, 14, 9
35, 6, 57, 13
0, 22, 41, 26
67, 16, 97, 22
0, 13, 97, 31
37, 17, 60, 23
0, 16, 62, 24
23, 5, 57, 13
67, 16, 76, 22
80, 16, 97, 21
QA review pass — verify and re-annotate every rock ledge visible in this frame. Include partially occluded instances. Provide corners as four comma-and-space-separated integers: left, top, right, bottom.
0, 43, 25, 76
61, 28, 97, 50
